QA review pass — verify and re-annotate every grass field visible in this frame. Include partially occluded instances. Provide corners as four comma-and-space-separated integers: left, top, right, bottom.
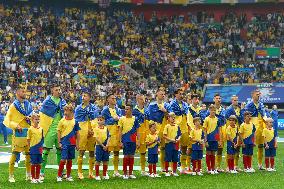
0, 133, 284, 189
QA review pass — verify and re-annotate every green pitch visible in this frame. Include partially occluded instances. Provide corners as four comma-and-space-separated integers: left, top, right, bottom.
0, 133, 284, 189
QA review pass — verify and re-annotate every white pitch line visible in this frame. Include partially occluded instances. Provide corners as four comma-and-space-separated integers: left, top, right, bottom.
0, 152, 25, 163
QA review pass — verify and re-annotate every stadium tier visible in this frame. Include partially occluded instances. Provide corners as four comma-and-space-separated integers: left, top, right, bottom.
0, 2, 283, 103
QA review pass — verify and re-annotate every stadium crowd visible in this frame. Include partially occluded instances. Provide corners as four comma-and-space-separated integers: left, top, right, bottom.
0, 5, 283, 106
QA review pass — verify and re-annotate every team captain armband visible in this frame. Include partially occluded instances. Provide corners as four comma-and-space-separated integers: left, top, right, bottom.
15, 128, 29, 137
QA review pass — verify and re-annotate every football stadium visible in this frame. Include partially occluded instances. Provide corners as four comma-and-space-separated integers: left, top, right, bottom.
0, 0, 284, 188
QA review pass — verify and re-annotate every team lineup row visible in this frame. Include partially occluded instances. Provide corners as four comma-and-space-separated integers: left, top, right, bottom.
3, 84, 277, 184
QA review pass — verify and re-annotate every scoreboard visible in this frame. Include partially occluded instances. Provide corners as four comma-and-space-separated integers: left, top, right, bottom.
255, 47, 281, 60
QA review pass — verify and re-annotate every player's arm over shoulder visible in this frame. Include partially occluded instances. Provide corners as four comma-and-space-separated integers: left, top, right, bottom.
239, 123, 244, 134
27, 128, 32, 140
203, 117, 208, 129
57, 118, 65, 131
118, 116, 124, 127
262, 128, 267, 137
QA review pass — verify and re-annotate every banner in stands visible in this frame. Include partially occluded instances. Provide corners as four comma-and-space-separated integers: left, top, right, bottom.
226, 68, 255, 73
203, 83, 284, 104
226, 63, 256, 73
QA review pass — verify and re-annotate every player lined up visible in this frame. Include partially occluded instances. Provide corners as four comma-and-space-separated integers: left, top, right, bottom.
4, 85, 278, 184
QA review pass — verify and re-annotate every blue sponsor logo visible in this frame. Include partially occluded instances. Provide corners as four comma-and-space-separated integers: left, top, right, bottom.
278, 119, 284, 130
